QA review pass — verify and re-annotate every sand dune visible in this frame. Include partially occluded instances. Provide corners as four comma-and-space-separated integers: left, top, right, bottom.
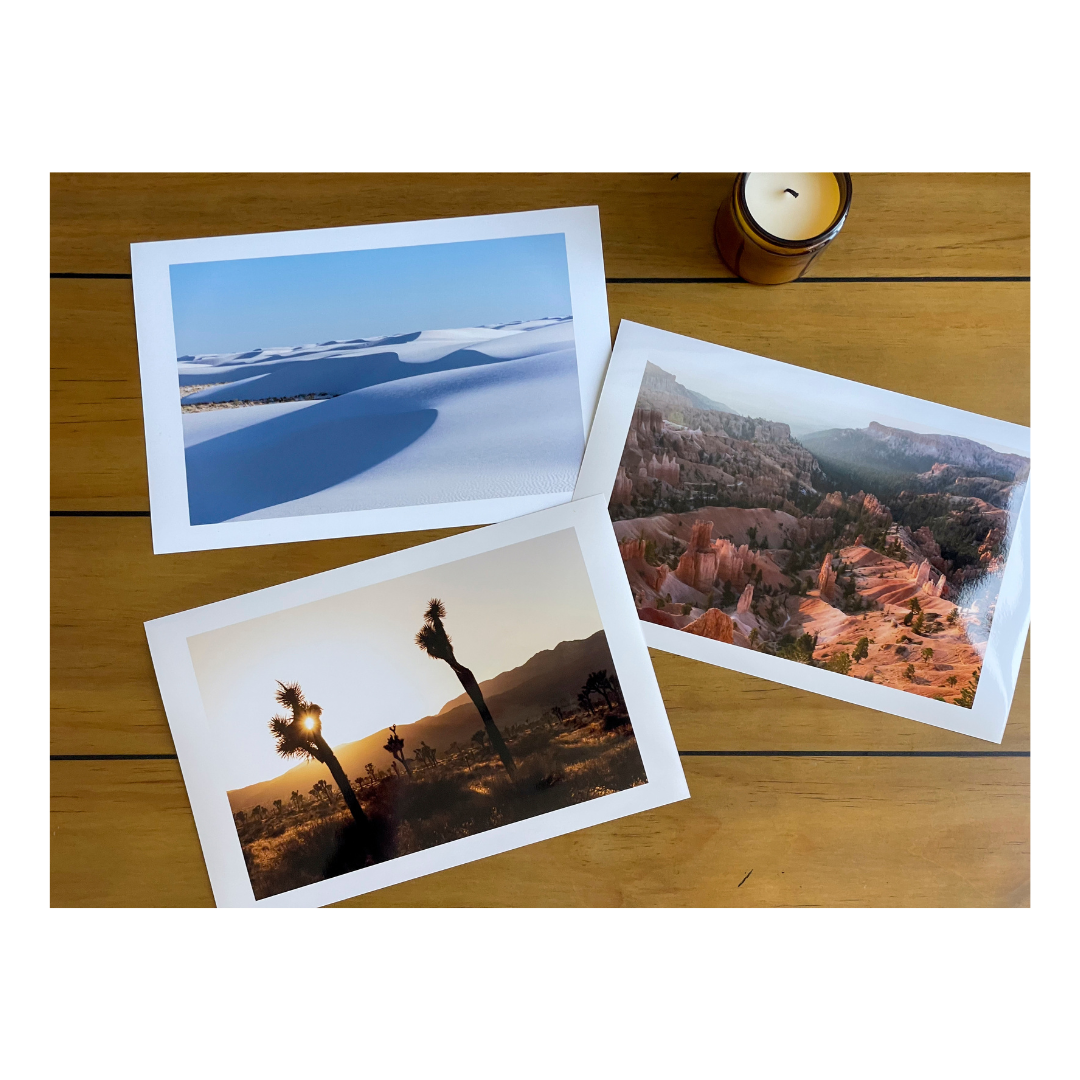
179, 320, 582, 525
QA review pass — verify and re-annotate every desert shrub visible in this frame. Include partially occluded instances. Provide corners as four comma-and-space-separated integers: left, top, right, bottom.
955, 669, 980, 709
777, 633, 816, 665
904, 663, 916, 681
825, 651, 851, 675
852, 637, 870, 662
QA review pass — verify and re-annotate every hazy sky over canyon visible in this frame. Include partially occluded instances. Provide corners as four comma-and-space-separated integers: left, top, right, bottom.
654, 354, 1026, 456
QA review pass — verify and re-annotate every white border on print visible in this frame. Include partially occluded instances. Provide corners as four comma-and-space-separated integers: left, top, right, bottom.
144, 494, 689, 908
574, 321, 1031, 744
132, 207, 611, 554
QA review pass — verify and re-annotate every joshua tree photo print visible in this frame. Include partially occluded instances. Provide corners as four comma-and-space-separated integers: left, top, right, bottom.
187, 529, 646, 901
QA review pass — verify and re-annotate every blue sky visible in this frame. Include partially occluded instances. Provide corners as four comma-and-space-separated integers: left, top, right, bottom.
169, 233, 573, 357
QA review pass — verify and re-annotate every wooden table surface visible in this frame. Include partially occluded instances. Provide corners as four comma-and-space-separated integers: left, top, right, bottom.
50, 173, 1030, 907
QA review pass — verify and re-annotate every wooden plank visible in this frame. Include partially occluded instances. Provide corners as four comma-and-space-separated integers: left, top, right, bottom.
608, 281, 1030, 425
49, 516, 1028, 754
50, 755, 1028, 908
51, 278, 146, 510
50, 279, 1029, 510
50, 173, 1029, 279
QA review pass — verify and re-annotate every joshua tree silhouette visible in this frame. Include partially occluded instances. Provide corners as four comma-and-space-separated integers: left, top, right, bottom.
269, 680, 376, 852
310, 778, 334, 804
585, 670, 615, 710
416, 599, 516, 778
383, 725, 412, 775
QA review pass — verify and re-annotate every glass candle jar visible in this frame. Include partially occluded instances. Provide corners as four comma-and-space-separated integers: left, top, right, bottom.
714, 172, 853, 284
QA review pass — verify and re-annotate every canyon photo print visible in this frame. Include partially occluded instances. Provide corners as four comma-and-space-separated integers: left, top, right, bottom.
607, 353, 1029, 713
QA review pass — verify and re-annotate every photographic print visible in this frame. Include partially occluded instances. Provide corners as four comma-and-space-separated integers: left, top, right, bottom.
132, 208, 610, 553
575, 322, 1030, 742
145, 496, 688, 906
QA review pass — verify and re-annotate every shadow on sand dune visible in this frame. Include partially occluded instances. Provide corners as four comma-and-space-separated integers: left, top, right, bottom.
185, 401, 437, 524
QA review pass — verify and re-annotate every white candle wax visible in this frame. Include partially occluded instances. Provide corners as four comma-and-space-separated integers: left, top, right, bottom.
743, 173, 841, 241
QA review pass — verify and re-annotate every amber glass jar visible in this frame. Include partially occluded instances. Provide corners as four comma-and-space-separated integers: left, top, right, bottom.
715, 172, 853, 284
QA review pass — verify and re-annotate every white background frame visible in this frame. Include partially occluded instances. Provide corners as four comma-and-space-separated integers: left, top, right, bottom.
574, 321, 1031, 743
144, 495, 689, 907
132, 207, 611, 553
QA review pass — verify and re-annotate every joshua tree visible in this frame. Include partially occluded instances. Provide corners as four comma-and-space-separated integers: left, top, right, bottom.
269, 680, 376, 852
585, 671, 615, 710
471, 730, 488, 754
577, 689, 596, 715
415, 599, 516, 778
414, 741, 438, 769
272, 799, 283, 815
364, 762, 377, 786
310, 779, 333, 805
251, 805, 265, 821
289, 790, 303, 811
383, 725, 412, 775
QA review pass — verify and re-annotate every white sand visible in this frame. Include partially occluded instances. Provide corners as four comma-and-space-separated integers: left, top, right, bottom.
180, 320, 583, 525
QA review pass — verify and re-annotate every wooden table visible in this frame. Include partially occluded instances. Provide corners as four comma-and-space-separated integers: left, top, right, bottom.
50, 174, 1030, 907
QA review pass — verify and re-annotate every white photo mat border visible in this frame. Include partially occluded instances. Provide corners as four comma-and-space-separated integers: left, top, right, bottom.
132, 206, 611, 554
144, 494, 689, 908
574, 320, 1031, 744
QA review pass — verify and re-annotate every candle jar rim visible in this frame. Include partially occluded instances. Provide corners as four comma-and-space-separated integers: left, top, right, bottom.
735, 172, 853, 250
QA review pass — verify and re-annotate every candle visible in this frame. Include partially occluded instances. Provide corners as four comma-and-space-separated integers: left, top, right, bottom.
714, 172, 852, 284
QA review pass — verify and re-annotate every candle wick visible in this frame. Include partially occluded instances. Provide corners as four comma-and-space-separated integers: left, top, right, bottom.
784, 188, 800, 198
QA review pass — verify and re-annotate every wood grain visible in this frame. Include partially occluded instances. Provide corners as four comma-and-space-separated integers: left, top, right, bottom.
49, 516, 1028, 755
50, 279, 1028, 510
50, 755, 1028, 908
50, 173, 1029, 279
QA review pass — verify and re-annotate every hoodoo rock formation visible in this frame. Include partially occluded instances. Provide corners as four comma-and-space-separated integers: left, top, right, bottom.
818, 552, 838, 601
736, 583, 754, 614
611, 466, 634, 506
626, 407, 664, 449
682, 607, 735, 643
646, 452, 680, 486
674, 519, 762, 594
